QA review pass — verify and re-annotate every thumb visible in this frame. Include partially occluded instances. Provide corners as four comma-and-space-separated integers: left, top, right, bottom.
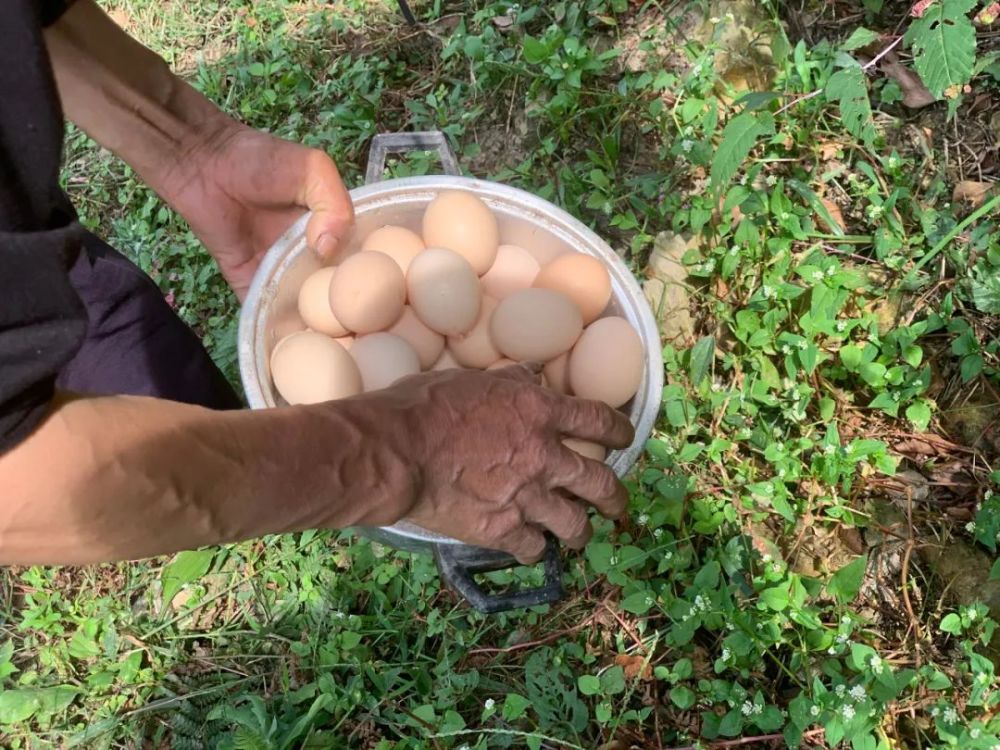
297, 149, 355, 261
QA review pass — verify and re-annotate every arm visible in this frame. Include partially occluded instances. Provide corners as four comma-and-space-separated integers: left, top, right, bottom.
43, 0, 352, 299
0, 368, 633, 566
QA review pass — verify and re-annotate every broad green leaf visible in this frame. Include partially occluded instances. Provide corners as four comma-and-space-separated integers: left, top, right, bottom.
600, 666, 626, 695
689, 335, 715, 387
710, 112, 775, 193
502, 693, 532, 720
578, 674, 601, 695
904, 0, 977, 98
718, 708, 743, 737
905, 400, 932, 431
990, 558, 1000, 581
621, 590, 653, 615
0, 686, 78, 725
961, 353, 984, 382
522, 36, 549, 64
670, 686, 696, 709
759, 586, 789, 611
859, 361, 887, 387
972, 275, 1000, 314
840, 344, 863, 371
841, 27, 880, 51
940, 612, 963, 634
160, 548, 215, 607
827, 554, 868, 604
826, 67, 877, 146
903, 344, 923, 367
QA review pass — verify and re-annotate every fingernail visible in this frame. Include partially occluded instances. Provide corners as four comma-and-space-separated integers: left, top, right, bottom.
315, 232, 337, 258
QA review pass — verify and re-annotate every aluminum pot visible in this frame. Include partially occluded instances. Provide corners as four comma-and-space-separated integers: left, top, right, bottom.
239, 132, 663, 613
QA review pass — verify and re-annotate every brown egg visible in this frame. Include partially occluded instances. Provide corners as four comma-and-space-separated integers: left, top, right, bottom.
524, 243, 570, 267
480, 244, 540, 300
350, 333, 421, 392
487, 358, 519, 370
361, 225, 425, 274
407, 248, 482, 335
563, 438, 607, 462
431, 348, 465, 371
422, 191, 499, 274
533, 253, 612, 325
543, 353, 570, 394
387, 306, 445, 370
270, 331, 362, 405
297, 267, 348, 337
448, 296, 502, 369
490, 288, 583, 363
568, 316, 643, 408
329, 251, 406, 334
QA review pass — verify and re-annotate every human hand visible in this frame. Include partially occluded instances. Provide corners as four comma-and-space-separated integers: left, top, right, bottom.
161, 122, 354, 300
344, 365, 635, 563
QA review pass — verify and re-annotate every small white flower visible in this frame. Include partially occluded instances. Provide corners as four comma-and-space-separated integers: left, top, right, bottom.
781, 344, 791, 354
966, 521, 977, 534
779, 211, 790, 221
971, 728, 981, 739
484, 698, 495, 710
729, 246, 740, 255
827, 646, 837, 655
798, 340, 809, 350
681, 139, 694, 153
637, 514, 649, 525
778, 469, 786, 478
836, 633, 849, 645
849, 685, 866, 701
869, 655, 884, 676
663, 550, 673, 560
810, 705, 821, 717
943, 707, 958, 724
835, 684, 846, 698
978, 672, 990, 684
824, 444, 836, 455
826, 267, 837, 277
654, 528, 663, 538
754, 703, 763, 715
766, 175, 778, 187
741, 700, 754, 716
762, 285, 773, 299
841, 615, 851, 624
811, 271, 824, 282
646, 595, 655, 607
842, 704, 855, 720
721, 648, 732, 661
836, 321, 847, 332
709, 16, 721, 23
969, 609, 978, 621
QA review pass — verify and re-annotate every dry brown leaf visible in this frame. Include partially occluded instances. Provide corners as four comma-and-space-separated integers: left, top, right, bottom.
614, 653, 653, 681
881, 60, 935, 108
820, 197, 846, 233
818, 141, 842, 160
953, 180, 995, 208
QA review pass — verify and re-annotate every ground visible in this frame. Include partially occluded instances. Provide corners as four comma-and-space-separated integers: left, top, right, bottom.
2, 0, 1000, 748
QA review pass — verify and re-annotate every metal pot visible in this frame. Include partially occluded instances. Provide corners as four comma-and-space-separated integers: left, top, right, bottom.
239, 132, 663, 613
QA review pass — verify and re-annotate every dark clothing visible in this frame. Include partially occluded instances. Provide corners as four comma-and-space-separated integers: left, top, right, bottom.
0, 0, 239, 454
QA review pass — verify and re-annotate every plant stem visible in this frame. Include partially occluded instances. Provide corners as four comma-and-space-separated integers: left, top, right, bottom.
904, 193, 1000, 285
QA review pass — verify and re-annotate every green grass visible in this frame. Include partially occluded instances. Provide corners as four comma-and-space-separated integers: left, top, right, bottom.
5, 0, 1000, 748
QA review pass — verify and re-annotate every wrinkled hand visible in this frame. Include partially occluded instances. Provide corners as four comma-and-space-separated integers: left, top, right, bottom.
357, 365, 635, 563
161, 122, 353, 300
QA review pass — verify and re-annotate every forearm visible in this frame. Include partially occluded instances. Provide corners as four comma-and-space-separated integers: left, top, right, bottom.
43, 0, 227, 196
0, 395, 417, 566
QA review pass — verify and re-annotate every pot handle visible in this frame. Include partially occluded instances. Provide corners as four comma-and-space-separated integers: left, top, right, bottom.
365, 131, 461, 184
433, 536, 564, 614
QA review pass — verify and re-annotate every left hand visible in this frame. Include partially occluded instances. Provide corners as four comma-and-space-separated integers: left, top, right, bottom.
161, 122, 354, 300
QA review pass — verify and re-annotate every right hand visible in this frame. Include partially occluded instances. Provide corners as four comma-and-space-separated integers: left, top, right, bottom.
349, 364, 635, 563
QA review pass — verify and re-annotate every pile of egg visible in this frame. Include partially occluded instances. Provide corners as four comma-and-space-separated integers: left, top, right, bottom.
270, 190, 645, 460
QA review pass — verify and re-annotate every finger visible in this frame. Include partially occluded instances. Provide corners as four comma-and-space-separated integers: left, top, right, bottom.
297, 150, 355, 260
521, 490, 593, 549
494, 524, 548, 565
552, 396, 634, 449
546, 447, 629, 520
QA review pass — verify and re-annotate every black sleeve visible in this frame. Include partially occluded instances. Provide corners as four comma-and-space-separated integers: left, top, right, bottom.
0, 1, 87, 453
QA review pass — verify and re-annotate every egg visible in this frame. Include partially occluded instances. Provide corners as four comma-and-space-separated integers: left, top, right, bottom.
524, 243, 569, 267
490, 288, 583, 363
297, 267, 348, 337
334, 335, 355, 350
422, 191, 499, 274
431, 348, 465, 371
361, 225, 425, 274
387, 306, 445, 369
448, 296, 502, 369
563, 438, 607, 462
487, 358, 519, 370
329, 251, 406, 334
270, 331, 362, 405
350, 332, 421, 392
568, 316, 643, 408
407, 247, 482, 335
480, 244, 540, 300
533, 253, 612, 325
543, 353, 570, 394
